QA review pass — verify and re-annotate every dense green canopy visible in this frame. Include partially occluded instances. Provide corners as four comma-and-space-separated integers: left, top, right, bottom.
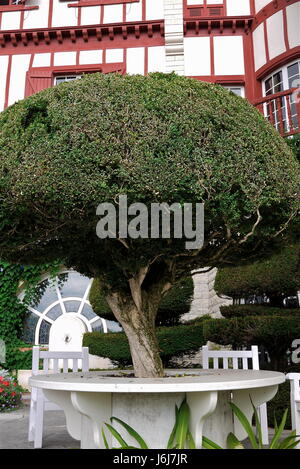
0, 72, 299, 377
0, 72, 299, 282
215, 242, 300, 302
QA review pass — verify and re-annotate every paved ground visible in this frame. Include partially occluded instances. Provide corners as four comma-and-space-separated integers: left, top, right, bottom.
0, 396, 80, 450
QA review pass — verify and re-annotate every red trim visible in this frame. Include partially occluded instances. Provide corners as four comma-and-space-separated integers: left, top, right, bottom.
4, 54, 11, 109
210, 35, 214, 76
68, 0, 139, 6
0, 5, 38, 13
254, 0, 299, 27
282, 7, 290, 51
184, 17, 253, 36
24, 62, 125, 98
48, 0, 54, 29
144, 45, 148, 75
0, 20, 164, 50
256, 46, 300, 79
263, 20, 270, 62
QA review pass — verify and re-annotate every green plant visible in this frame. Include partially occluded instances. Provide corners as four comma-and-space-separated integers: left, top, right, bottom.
102, 398, 195, 449
220, 305, 300, 319
1, 72, 299, 377
89, 275, 194, 327
0, 369, 23, 412
215, 243, 300, 307
202, 399, 300, 449
0, 260, 60, 371
203, 315, 300, 370
83, 323, 206, 367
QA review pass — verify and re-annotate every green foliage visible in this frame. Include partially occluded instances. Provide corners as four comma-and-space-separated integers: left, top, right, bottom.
0, 260, 60, 370
286, 134, 300, 162
83, 323, 205, 367
0, 72, 299, 283
220, 305, 300, 319
89, 275, 194, 326
203, 316, 300, 369
203, 399, 300, 449
215, 243, 300, 300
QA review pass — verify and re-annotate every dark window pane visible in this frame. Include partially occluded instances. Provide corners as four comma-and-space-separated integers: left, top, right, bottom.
288, 62, 299, 80
22, 312, 39, 344
106, 320, 123, 333
273, 71, 283, 87
91, 319, 104, 333
81, 303, 97, 320
46, 304, 63, 320
64, 300, 81, 313
39, 320, 51, 345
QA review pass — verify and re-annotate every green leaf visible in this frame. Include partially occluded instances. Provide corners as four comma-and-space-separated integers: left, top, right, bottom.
229, 402, 258, 449
250, 398, 263, 449
110, 417, 148, 449
175, 399, 190, 449
167, 404, 179, 449
102, 428, 109, 449
187, 430, 196, 449
269, 409, 288, 449
227, 432, 245, 449
104, 422, 130, 448
202, 436, 223, 449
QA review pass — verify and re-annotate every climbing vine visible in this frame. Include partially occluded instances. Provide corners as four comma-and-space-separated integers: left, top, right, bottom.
0, 260, 61, 370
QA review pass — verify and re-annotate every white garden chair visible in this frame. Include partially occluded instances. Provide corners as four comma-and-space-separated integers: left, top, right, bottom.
202, 344, 269, 445
28, 346, 89, 449
286, 373, 300, 448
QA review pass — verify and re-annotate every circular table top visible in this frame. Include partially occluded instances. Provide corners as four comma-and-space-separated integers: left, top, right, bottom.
29, 369, 285, 393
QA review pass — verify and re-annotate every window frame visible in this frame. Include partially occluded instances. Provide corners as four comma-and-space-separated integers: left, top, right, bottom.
0, 0, 38, 12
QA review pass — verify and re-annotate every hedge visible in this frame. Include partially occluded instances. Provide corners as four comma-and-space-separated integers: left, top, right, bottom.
220, 305, 300, 319
203, 316, 300, 370
83, 322, 206, 367
89, 275, 194, 326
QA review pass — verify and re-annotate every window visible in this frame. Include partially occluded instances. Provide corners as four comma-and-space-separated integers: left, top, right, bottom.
263, 60, 300, 133
0, 0, 24, 4
55, 75, 82, 86
223, 86, 245, 97
21, 270, 122, 345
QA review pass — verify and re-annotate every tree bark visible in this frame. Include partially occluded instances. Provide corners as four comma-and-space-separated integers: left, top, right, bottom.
105, 280, 169, 378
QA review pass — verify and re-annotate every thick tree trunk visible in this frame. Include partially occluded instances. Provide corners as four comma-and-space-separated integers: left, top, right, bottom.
105, 282, 168, 378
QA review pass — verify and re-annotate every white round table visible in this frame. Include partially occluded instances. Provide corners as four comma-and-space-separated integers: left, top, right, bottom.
29, 369, 285, 449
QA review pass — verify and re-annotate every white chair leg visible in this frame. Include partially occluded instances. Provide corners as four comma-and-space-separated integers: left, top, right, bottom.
290, 400, 300, 449
28, 398, 36, 442
258, 403, 269, 446
34, 389, 45, 449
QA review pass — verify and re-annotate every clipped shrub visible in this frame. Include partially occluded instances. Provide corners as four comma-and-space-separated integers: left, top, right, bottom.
215, 243, 300, 306
220, 305, 300, 319
89, 276, 194, 326
83, 323, 205, 368
203, 316, 300, 370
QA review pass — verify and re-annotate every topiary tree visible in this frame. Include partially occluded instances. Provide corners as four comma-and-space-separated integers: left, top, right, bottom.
89, 275, 194, 326
215, 242, 300, 307
0, 72, 299, 377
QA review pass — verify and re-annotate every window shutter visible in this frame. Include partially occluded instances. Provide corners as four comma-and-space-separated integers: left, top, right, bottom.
25, 69, 53, 97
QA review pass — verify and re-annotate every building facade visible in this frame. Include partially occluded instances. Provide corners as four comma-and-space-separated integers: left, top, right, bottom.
1, 0, 299, 347
0, 0, 299, 137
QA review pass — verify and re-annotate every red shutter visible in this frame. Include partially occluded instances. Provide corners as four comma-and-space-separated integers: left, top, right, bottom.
25, 69, 53, 98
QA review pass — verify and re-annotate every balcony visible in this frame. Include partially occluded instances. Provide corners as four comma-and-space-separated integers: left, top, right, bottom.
254, 88, 300, 138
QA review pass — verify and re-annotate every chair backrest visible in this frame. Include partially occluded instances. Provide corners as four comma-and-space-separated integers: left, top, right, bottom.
202, 345, 259, 370
31, 346, 89, 375
286, 373, 300, 401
